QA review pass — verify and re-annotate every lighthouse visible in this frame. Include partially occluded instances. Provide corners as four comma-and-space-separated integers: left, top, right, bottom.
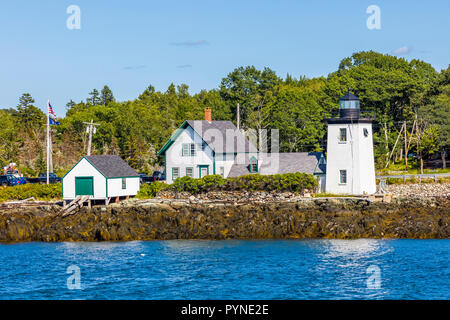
325, 90, 376, 195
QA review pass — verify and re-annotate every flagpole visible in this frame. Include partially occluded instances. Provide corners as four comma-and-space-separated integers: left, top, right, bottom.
46, 99, 50, 185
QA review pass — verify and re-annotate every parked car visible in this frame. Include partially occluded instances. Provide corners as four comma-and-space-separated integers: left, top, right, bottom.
138, 173, 154, 184
0, 174, 27, 187
151, 171, 165, 181
27, 173, 61, 184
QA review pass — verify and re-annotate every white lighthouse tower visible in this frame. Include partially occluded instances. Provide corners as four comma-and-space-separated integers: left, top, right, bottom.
325, 90, 376, 195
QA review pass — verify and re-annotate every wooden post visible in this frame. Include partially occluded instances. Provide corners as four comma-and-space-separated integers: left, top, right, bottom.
404, 121, 408, 171
115, 196, 119, 203
385, 123, 404, 168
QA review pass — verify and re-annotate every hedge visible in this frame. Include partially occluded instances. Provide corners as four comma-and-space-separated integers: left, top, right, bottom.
0, 173, 318, 201
138, 173, 318, 198
0, 183, 62, 202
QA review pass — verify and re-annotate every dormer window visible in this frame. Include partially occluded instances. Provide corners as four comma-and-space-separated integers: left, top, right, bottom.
249, 156, 258, 173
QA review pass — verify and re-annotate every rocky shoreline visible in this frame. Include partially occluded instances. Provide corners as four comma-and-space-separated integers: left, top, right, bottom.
0, 196, 448, 242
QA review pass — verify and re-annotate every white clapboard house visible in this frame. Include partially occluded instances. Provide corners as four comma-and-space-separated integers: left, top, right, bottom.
62, 155, 140, 204
158, 108, 326, 189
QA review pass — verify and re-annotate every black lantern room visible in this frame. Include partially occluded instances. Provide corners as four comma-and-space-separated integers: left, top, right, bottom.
339, 89, 360, 119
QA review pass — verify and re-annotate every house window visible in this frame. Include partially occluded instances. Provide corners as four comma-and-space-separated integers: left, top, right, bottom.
339, 128, 347, 142
172, 167, 180, 180
182, 144, 189, 156
339, 170, 347, 184
249, 157, 258, 173
186, 167, 193, 178
219, 166, 225, 177
182, 143, 196, 156
122, 178, 126, 189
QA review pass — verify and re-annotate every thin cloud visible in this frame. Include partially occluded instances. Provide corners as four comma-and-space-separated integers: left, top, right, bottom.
171, 40, 209, 47
124, 65, 147, 70
177, 64, 192, 68
391, 46, 413, 56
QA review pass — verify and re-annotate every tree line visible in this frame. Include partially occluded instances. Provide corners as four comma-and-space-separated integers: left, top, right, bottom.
0, 51, 448, 176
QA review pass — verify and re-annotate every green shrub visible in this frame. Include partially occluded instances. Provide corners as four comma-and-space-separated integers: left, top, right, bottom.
201, 174, 228, 191
165, 172, 318, 195
172, 176, 205, 193
0, 183, 62, 202
137, 181, 170, 198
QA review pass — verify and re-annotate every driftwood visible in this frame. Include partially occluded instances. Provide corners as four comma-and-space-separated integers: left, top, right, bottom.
59, 195, 89, 217
0, 198, 57, 209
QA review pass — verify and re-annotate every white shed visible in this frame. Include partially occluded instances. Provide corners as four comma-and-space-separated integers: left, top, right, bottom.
62, 155, 140, 204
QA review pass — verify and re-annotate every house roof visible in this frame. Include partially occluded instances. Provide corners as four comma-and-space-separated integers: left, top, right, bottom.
84, 155, 139, 178
158, 120, 258, 155
227, 152, 326, 177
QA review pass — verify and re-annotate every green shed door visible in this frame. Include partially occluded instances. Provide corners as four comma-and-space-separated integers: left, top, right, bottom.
75, 177, 94, 196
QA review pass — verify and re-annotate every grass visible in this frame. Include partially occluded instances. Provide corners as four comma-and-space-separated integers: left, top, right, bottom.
376, 158, 449, 175
312, 193, 352, 198
378, 177, 450, 185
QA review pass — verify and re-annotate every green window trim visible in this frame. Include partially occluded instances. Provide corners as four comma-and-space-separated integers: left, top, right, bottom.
198, 165, 209, 178
122, 177, 126, 189
249, 156, 258, 173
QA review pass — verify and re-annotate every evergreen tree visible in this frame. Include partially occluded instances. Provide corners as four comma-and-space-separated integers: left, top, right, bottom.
66, 99, 76, 110
100, 85, 115, 105
16, 93, 45, 127
87, 89, 101, 105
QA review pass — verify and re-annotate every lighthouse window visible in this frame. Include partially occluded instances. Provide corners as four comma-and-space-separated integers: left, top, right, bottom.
340, 170, 347, 184
363, 128, 369, 137
339, 128, 347, 142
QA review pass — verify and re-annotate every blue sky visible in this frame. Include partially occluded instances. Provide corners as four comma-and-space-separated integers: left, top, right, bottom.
1, 0, 449, 116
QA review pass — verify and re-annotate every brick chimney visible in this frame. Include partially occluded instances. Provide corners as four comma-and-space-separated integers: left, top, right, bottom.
204, 108, 212, 122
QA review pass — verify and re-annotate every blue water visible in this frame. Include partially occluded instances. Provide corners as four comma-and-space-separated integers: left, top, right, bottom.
0, 240, 448, 299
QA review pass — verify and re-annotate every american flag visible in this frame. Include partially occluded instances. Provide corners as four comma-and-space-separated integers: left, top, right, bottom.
48, 100, 57, 118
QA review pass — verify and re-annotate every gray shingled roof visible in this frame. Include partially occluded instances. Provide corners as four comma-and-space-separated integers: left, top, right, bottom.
187, 120, 258, 153
85, 155, 139, 178
228, 152, 326, 177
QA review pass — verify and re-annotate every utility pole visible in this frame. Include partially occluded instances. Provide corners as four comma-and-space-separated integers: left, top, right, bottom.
83, 119, 100, 155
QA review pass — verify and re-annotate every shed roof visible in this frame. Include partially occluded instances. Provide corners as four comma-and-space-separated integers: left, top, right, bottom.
84, 155, 139, 178
228, 152, 325, 177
